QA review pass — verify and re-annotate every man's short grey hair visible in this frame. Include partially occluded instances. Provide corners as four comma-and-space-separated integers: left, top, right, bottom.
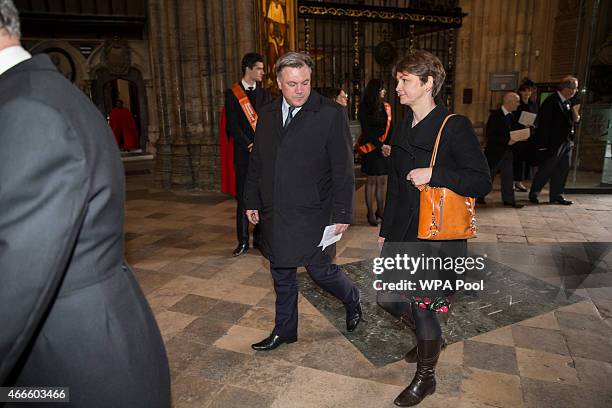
559, 75, 578, 90
275, 52, 314, 77
0, 0, 20, 38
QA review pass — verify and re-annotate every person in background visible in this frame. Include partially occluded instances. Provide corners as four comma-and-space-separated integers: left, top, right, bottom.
109, 99, 139, 151
529, 76, 579, 205
317, 86, 349, 108
0, 1, 170, 406
358, 79, 392, 226
512, 79, 538, 192
482, 92, 524, 208
224, 52, 271, 256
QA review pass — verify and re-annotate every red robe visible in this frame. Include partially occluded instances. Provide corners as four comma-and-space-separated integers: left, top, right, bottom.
109, 107, 139, 150
219, 106, 236, 197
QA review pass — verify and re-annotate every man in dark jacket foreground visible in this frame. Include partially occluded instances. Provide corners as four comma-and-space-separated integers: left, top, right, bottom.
244, 52, 362, 351
0, 2, 170, 406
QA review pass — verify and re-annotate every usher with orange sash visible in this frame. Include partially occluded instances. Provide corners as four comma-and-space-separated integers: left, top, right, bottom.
231, 83, 258, 136
355, 102, 392, 155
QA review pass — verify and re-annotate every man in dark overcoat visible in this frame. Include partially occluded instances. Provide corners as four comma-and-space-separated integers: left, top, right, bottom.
225, 52, 271, 256
244, 52, 362, 351
0, 2, 170, 406
483, 92, 524, 208
529, 76, 579, 205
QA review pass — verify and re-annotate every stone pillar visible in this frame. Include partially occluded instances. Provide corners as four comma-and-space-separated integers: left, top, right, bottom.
148, 0, 258, 191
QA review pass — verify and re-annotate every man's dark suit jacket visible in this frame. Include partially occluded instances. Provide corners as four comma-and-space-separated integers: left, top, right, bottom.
535, 92, 575, 155
224, 82, 271, 168
0, 54, 170, 407
243, 91, 355, 267
484, 108, 513, 167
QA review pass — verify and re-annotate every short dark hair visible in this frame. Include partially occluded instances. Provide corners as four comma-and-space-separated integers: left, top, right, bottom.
520, 77, 536, 89
275, 52, 314, 77
393, 50, 446, 97
241, 53, 264, 75
362, 79, 384, 114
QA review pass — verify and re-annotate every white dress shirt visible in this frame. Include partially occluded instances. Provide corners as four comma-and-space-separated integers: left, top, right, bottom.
241, 79, 256, 91
282, 97, 302, 125
0, 45, 32, 77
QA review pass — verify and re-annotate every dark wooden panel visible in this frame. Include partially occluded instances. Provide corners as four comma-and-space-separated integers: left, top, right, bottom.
14, 0, 31, 12
80, 0, 96, 14
125, 0, 144, 15
96, 0, 112, 15
47, 0, 66, 13
111, 0, 127, 15
64, 0, 81, 13
29, 0, 47, 13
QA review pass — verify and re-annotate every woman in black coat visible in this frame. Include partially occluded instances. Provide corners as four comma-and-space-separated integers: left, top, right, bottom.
512, 81, 538, 191
359, 79, 393, 226
378, 51, 491, 407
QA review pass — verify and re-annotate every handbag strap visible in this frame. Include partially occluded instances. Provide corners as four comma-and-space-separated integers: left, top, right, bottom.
429, 114, 457, 168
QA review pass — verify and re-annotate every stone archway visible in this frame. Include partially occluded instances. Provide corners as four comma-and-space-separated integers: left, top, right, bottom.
91, 66, 149, 150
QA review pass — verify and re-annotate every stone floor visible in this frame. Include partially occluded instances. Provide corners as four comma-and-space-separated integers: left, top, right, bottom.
124, 171, 612, 408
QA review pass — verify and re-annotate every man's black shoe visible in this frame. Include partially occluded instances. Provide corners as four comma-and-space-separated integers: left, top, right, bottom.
232, 242, 248, 257
514, 183, 528, 192
503, 202, 525, 209
476, 197, 486, 205
528, 194, 539, 204
251, 333, 297, 351
346, 302, 362, 332
551, 197, 573, 205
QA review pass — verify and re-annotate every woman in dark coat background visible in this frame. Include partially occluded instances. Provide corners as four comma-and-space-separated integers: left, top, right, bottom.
359, 79, 393, 226
512, 79, 538, 191
378, 50, 491, 407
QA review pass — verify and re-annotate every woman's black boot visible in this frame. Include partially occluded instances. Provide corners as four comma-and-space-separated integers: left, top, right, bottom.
394, 338, 442, 407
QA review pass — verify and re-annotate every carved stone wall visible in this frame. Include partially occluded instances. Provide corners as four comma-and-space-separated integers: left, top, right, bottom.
453, 0, 559, 124
148, 0, 256, 190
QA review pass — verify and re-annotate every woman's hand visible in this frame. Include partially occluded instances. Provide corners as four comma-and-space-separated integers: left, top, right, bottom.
407, 167, 432, 186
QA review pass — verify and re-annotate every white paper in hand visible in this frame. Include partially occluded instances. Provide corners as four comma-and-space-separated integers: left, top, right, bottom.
318, 225, 342, 251
518, 111, 536, 127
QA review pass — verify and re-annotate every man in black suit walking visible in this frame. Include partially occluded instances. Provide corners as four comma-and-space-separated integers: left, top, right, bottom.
0, 1, 170, 406
244, 52, 362, 351
225, 53, 271, 256
529, 76, 579, 205
483, 92, 524, 208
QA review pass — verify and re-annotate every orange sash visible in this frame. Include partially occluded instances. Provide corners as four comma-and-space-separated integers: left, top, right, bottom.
231, 83, 258, 132
355, 102, 392, 155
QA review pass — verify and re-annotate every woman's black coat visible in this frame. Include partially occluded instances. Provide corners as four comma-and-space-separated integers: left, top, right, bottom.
244, 91, 355, 267
380, 105, 492, 242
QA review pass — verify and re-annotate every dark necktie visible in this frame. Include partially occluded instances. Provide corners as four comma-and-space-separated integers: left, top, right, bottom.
284, 106, 295, 129
506, 113, 514, 128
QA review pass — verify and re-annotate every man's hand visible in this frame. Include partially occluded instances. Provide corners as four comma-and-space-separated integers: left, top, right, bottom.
246, 209, 259, 225
335, 223, 349, 235
381, 144, 391, 157
407, 167, 432, 187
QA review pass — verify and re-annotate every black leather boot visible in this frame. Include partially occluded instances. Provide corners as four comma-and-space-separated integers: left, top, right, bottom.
401, 307, 447, 363
394, 338, 442, 407
404, 338, 447, 363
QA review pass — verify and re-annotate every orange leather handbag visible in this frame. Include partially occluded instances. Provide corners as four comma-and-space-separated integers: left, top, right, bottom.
416, 114, 477, 240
